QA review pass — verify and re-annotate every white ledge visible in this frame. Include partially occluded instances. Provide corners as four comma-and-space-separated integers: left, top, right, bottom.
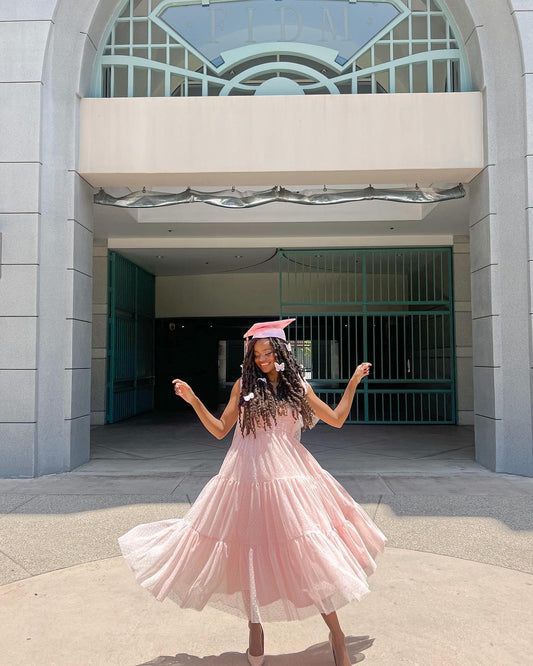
79, 92, 484, 187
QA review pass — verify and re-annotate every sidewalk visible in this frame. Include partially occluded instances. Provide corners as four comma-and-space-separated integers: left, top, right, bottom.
1, 417, 532, 665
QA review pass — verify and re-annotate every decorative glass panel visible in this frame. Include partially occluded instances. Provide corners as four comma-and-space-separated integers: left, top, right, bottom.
93, 0, 470, 97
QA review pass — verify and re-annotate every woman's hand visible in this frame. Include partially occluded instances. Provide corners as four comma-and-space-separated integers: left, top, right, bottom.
172, 378, 196, 404
352, 362, 372, 382
171, 377, 240, 440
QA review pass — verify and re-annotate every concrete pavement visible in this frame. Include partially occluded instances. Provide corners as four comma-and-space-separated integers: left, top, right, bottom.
1, 415, 532, 665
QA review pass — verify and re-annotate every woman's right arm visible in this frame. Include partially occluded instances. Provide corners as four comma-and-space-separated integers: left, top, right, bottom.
172, 377, 241, 440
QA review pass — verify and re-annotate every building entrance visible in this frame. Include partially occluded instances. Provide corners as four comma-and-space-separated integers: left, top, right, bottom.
105, 247, 455, 425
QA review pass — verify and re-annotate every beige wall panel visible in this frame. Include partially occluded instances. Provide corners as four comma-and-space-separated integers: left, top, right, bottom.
157, 273, 279, 318
80, 93, 484, 187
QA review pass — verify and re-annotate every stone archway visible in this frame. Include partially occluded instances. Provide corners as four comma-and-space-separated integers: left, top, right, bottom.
1, 0, 529, 477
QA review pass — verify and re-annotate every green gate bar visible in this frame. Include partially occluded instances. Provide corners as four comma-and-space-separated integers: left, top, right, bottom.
280, 248, 456, 424
106, 251, 156, 423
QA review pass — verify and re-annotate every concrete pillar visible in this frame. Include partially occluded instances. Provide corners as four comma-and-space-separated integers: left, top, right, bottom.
0, 0, 103, 477
453, 235, 474, 426
452, 0, 533, 475
0, 10, 53, 476
91, 241, 108, 426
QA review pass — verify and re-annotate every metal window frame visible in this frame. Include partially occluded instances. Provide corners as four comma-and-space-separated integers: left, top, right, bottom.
91, 0, 471, 97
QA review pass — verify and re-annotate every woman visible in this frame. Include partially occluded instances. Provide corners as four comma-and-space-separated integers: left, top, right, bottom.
118, 319, 387, 666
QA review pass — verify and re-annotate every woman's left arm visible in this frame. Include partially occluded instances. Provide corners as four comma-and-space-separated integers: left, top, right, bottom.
304, 362, 371, 428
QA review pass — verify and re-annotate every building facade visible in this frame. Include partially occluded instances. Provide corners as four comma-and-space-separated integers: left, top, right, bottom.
0, 0, 532, 477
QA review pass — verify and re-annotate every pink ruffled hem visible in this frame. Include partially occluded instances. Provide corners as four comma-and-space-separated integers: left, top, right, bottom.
118, 472, 387, 623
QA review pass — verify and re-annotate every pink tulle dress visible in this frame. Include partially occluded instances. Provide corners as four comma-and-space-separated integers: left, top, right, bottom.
118, 401, 388, 623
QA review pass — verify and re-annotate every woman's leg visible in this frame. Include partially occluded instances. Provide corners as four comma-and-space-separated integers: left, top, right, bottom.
248, 620, 264, 657
321, 611, 351, 666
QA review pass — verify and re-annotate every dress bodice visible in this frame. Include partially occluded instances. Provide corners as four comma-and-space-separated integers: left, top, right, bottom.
237, 405, 304, 440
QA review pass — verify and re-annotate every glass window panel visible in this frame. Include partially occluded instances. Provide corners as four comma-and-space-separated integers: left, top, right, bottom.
357, 78, 372, 94
394, 64, 410, 93
410, 0, 428, 11
430, 40, 448, 51
228, 87, 254, 96
132, 47, 148, 59
115, 21, 131, 45
394, 42, 409, 60
412, 41, 428, 54
103, 46, 112, 55
432, 60, 447, 92
450, 40, 458, 49
208, 82, 223, 96
102, 66, 112, 97
151, 46, 167, 63
412, 61, 427, 92
430, 15, 447, 40
169, 46, 186, 68
119, 2, 131, 18
133, 0, 149, 17
335, 81, 352, 94
150, 23, 167, 44
114, 46, 129, 56
450, 60, 460, 91
187, 79, 203, 96
151, 0, 167, 10
373, 43, 390, 66
393, 19, 409, 41
114, 66, 129, 96
245, 72, 272, 83
133, 20, 148, 44
187, 53, 204, 73
356, 51, 371, 71
133, 66, 148, 96
304, 86, 330, 95
170, 73, 186, 96
411, 15, 428, 40
150, 68, 164, 95
375, 69, 389, 93
285, 71, 312, 82
429, 0, 441, 10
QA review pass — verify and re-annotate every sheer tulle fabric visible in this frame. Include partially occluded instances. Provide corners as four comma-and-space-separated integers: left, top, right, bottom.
118, 411, 387, 622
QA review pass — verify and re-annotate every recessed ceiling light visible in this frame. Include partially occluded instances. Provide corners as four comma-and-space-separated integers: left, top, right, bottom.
235, 255, 243, 258
156, 255, 164, 259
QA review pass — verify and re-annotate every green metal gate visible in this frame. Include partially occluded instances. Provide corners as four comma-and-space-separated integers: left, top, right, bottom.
280, 248, 456, 424
106, 251, 155, 423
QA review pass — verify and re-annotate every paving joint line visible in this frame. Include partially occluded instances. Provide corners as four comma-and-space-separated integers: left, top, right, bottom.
0, 548, 33, 577
383, 545, 533, 576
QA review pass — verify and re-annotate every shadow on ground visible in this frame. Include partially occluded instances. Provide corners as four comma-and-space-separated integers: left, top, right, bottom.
138, 635, 373, 664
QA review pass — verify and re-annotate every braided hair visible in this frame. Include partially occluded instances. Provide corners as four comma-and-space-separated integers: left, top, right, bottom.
238, 337, 315, 437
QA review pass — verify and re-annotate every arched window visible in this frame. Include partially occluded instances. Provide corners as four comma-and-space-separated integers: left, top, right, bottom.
93, 0, 470, 97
